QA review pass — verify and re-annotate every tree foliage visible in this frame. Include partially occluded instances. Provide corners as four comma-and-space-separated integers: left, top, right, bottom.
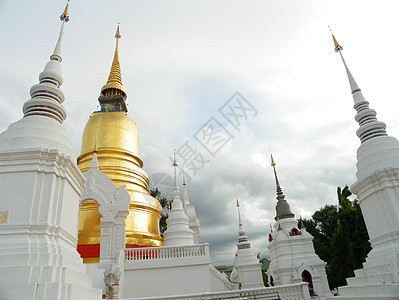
302, 186, 371, 290
150, 187, 168, 236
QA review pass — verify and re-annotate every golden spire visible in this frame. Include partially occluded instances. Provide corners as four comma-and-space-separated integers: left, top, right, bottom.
271, 154, 276, 166
329, 26, 343, 52
173, 150, 177, 166
101, 23, 127, 96
182, 164, 186, 185
236, 197, 240, 207
60, 0, 70, 22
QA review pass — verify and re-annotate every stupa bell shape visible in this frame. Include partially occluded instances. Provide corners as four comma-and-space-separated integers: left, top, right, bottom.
77, 25, 163, 263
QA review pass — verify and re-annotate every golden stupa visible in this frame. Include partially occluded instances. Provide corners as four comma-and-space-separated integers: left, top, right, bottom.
77, 25, 163, 263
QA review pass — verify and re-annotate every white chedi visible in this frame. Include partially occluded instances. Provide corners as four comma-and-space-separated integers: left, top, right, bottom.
267, 155, 330, 298
163, 155, 194, 246
0, 4, 101, 299
231, 199, 264, 289
182, 177, 201, 244
331, 33, 399, 299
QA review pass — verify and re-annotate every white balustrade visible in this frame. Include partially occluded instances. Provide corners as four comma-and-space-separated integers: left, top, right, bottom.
122, 283, 311, 300
125, 244, 208, 261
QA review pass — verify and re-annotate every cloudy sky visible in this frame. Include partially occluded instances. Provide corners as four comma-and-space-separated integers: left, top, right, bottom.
1, 0, 399, 265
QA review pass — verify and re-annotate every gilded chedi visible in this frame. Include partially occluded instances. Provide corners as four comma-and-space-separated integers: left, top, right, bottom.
77, 25, 163, 263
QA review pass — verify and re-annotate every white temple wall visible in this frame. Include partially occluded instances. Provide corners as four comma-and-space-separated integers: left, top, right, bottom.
0, 149, 101, 300
124, 261, 212, 297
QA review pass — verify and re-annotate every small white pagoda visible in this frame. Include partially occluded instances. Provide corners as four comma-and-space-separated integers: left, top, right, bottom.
267, 155, 331, 299
230, 198, 264, 289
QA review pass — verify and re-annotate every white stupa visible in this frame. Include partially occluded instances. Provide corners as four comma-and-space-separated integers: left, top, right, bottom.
230, 198, 264, 289
182, 174, 201, 244
163, 153, 195, 246
0, 3, 100, 299
267, 155, 331, 299
331, 33, 399, 299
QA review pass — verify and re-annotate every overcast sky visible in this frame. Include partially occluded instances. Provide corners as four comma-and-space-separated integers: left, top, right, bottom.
1, 0, 399, 265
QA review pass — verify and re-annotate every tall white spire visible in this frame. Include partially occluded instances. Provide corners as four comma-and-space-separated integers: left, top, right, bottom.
163, 152, 194, 246
22, 1, 70, 124
0, 0, 74, 157
51, 1, 69, 62
332, 33, 387, 144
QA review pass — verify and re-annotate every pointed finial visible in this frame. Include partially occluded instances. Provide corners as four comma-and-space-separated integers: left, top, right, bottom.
270, 155, 295, 221
271, 154, 276, 166
329, 26, 343, 52
90, 153, 99, 170
50, 1, 71, 62
101, 23, 127, 97
236, 197, 242, 226
182, 164, 187, 185
173, 150, 177, 167
269, 146, 276, 166
115, 23, 121, 39
60, 0, 70, 22
172, 150, 179, 192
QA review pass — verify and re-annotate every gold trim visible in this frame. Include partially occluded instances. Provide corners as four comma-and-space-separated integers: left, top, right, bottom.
83, 257, 100, 264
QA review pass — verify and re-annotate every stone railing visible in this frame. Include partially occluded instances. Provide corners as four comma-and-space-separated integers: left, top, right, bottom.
124, 283, 311, 300
208, 264, 235, 291
125, 244, 208, 261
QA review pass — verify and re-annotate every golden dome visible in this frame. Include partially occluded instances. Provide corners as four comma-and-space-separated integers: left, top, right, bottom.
77, 26, 163, 263
77, 112, 163, 262
80, 111, 140, 161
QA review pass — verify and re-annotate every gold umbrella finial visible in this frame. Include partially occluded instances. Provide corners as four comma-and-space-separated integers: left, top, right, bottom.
173, 150, 177, 167
60, 0, 70, 22
271, 154, 276, 166
115, 23, 121, 39
329, 26, 343, 52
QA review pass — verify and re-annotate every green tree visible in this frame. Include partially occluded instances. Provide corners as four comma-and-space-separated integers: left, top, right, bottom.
150, 187, 169, 236
302, 204, 338, 263
328, 186, 371, 289
302, 186, 371, 290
